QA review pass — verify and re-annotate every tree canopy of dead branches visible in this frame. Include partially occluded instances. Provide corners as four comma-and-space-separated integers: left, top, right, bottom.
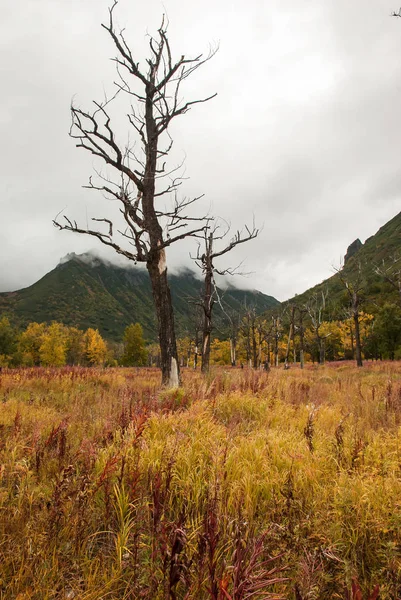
53, 1, 217, 386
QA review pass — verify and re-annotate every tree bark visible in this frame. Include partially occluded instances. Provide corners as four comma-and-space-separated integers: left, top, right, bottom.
230, 337, 236, 367
147, 253, 180, 386
274, 318, 280, 367
285, 306, 295, 368
201, 247, 213, 374
299, 309, 305, 369
319, 338, 325, 365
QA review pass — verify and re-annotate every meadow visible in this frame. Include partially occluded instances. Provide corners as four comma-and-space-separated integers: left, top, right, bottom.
1, 362, 401, 599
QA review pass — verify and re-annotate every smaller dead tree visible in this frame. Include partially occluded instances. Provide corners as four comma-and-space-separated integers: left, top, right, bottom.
284, 305, 296, 369
337, 263, 365, 368
375, 253, 401, 307
193, 222, 258, 373
191, 306, 203, 369
297, 307, 307, 369
239, 307, 259, 369
273, 315, 282, 367
226, 309, 241, 367
256, 318, 266, 368
264, 320, 275, 368
306, 291, 330, 365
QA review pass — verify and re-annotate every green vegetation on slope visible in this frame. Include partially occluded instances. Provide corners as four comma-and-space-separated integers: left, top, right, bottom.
0, 254, 279, 342
286, 211, 401, 313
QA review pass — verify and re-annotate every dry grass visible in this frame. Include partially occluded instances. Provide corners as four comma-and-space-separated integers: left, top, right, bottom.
0, 362, 401, 598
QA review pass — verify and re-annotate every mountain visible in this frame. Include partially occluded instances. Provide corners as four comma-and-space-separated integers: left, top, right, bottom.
0, 253, 279, 341
284, 211, 401, 312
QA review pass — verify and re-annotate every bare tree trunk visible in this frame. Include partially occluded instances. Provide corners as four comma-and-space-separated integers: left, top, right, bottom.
257, 327, 263, 369
349, 325, 355, 359
337, 264, 365, 368
193, 312, 202, 369
201, 250, 213, 374
319, 338, 325, 365
147, 255, 180, 386
298, 308, 305, 369
186, 341, 192, 368
285, 306, 295, 368
354, 312, 363, 367
274, 317, 280, 367
230, 337, 236, 367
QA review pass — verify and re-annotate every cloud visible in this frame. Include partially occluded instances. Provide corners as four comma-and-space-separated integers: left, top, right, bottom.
1, 0, 400, 300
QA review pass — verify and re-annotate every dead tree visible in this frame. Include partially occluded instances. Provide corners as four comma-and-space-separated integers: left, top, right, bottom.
375, 253, 401, 306
53, 2, 216, 386
249, 307, 259, 369
306, 291, 330, 365
297, 307, 307, 369
226, 309, 241, 367
270, 315, 282, 367
284, 305, 296, 369
257, 318, 266, 368
241, 309, 253, 367
193, 223, 258, 373
264, 320, 275, 368
337, 263, 365, 368
191, 306, 203, 369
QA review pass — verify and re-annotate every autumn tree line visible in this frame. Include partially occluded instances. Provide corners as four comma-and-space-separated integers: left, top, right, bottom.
1, 293, 400, 369
0, 320, 147, 368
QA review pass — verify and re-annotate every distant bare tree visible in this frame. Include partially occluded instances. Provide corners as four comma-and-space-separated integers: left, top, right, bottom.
271, 314, 282, 367
53, 2, 217, 386
193, 222, 258, 373
226, 309, 241, 367
375, 253, 401, 306
305, 290, 330, 365
336, 263, 365, 367
392, 7, 401, 17
284, 305, 296, 369
297, 306, 307, 369
190, 305, 203, 369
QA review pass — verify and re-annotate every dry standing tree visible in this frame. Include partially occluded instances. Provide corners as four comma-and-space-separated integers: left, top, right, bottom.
305, 290, 330, 365
284, 304, 296, 369
336, 263, 365, 367
296, 306, 307, 369
226, 309, 241, 367
375, 253, 401, 306
271, 314, 282, 367
54, 2, 217, 386
241, 307, 259, 369
193, 222, 258, 373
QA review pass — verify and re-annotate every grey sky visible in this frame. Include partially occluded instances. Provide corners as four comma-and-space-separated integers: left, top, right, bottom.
1, 0, 400, 301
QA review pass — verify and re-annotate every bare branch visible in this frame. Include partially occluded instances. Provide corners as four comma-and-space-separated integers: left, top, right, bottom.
92, 217, 113, 237
212, 223, 259, 260
53, 215, 140, 262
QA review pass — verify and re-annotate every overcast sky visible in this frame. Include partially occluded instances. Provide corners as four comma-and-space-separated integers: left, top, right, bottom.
1, 0, 401, 301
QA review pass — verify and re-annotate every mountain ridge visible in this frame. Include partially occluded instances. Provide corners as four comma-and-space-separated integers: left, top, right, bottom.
283, 210, 401, 311
0, 253, 279, 341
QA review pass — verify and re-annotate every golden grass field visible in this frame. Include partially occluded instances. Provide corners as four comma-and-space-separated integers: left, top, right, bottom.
1, 362, 401, 599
